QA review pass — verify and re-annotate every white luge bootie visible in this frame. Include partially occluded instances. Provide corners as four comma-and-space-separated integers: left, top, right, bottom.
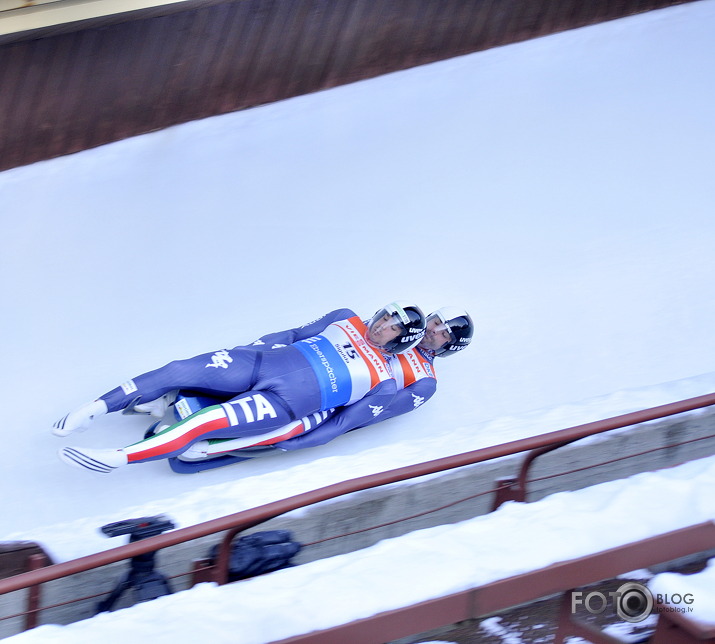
178, 440, 211, 461
59, 446, 128, 473
52, 400, 108, 437
132, 390, 178, 418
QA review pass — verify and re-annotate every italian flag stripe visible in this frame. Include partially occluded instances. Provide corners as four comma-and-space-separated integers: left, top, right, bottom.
125, 406, 230, 462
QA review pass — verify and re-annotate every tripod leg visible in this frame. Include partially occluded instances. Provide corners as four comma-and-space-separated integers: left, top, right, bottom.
97, 575, 133, 613
133, 571, 173, 603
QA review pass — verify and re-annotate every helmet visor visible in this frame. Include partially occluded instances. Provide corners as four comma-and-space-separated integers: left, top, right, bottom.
420, 314, 456, 352
366, 311, 407, 351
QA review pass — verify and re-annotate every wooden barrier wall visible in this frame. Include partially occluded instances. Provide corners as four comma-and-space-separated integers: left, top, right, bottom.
0, 0, 696, 172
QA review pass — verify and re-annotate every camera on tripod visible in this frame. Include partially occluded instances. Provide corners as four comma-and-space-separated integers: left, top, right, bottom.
101, 515, 176, 541
96, 514, 175, 613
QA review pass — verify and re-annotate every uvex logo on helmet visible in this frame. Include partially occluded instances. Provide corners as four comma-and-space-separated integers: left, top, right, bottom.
428, 307, 474, 358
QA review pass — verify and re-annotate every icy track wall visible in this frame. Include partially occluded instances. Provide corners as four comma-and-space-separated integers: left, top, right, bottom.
1, 406, 714, 637
0, 0, 698, 172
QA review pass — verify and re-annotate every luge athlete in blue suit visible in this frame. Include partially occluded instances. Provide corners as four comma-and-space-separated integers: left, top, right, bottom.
55, 302, 426, 473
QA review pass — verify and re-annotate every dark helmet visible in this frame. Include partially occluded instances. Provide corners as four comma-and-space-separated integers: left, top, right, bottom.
424, 307, 474, 357
366, 301, 426, 354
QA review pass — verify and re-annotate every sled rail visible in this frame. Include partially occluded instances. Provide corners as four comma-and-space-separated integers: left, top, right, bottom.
1, 392, 715, 629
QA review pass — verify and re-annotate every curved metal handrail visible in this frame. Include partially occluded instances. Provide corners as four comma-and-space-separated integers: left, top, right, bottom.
1, 391, 714, 595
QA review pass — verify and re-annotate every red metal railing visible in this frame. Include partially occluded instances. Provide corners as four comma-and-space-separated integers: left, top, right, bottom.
270, 520, 715, 644
1, 391, 714, 632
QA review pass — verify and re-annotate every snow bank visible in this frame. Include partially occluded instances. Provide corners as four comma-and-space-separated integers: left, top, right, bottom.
6, 454, 715, 644
649, 559, 715, 628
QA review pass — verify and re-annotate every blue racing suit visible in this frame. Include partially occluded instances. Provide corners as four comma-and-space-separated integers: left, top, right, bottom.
275, 346, 437, 450
99, 309, 397, 463
182, 318, 438, 452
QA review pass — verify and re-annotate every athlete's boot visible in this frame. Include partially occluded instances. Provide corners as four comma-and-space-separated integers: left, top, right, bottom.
59, 446, 128, 473
52, 400, 108, 437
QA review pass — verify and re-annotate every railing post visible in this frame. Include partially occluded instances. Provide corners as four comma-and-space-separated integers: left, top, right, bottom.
24, 553, 48, 631
212, 527, 244, 585
492, 439, 577, 510
189, 559, 216, 586
491, 477, 525, 510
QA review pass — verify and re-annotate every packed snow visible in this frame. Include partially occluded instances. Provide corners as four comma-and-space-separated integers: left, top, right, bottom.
1, 0, 715, 641
650, 560, 715, 628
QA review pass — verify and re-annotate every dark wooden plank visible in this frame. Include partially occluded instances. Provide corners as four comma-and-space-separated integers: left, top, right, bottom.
0, 0, 699, 171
